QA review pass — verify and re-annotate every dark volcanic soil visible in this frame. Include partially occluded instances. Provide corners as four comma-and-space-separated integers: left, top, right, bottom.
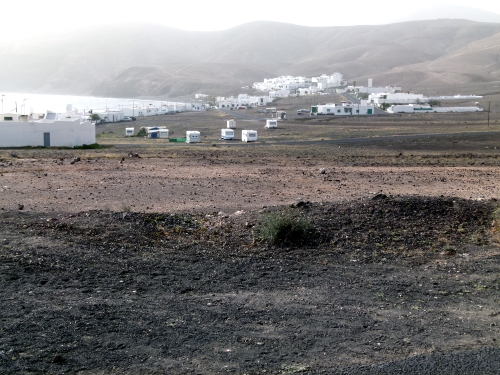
1, 196, 500, 374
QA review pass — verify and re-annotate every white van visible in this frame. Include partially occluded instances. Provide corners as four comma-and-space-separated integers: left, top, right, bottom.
227, 119, 236, 129
221, 129, 234, 140
186, 131, 201, 143
242, 130, 258, 142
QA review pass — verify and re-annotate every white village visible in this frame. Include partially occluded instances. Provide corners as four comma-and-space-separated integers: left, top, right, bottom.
0, 72, 484, 148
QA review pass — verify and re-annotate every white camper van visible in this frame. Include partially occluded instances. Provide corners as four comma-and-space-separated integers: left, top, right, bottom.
221, 129, 234, 140
186, 131, 201, 143
159, 129, 169, 138
265, 119, 278, 129
227, 119, 236, 129
125, 128, 135, 136
242, 130, 258, 142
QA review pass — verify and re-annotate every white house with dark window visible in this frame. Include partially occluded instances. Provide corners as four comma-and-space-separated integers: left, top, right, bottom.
0, 111, 95, 147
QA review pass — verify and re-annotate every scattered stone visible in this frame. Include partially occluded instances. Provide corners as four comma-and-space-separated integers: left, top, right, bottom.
319, 168, 326, 174
52, 354, 65, 364
371, 193, 388, 201
128, 152, 140, 158
18, 204, 24, 210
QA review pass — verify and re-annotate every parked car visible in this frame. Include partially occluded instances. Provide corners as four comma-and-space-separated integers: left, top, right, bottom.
297, 109, 310, 115
257, 109, 266, 113
123, 116, 133, 122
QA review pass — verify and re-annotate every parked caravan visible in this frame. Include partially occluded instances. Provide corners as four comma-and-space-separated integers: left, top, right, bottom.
227, 119, 236, 129
265, 119, 278, 129
125, 128, 135, 136
221, 129, 234, 140
186, 131, 201, 143
147, 126, 166, 139
158, 129, 169, 138
242, 130, 258, 142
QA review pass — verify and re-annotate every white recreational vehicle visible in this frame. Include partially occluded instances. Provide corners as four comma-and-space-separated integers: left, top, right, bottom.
242, 130, 258, 142
221, 129, 234, 140
158, 129, 169, 138
265, 119, 278, 129
186, 131, 201, 143
125, 128, 135, 137
227, 119, 236, 129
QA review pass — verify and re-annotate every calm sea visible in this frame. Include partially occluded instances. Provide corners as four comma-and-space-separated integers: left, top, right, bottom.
0, 92, 182, 114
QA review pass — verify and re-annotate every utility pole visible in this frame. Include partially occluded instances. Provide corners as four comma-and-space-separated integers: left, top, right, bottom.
1, 94, 4, 113
488, 102, 490, 127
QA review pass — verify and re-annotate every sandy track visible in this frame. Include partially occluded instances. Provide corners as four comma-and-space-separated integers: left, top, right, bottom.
1, 157, 498, 213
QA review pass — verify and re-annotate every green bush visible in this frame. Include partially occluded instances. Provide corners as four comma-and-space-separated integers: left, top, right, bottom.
257, 208, 311, 245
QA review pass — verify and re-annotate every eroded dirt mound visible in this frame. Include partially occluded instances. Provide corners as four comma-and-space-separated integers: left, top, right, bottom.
1, 196, 499, 374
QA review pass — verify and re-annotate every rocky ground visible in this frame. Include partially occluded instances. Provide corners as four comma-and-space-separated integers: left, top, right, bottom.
1, 195, 500, 374
1, 131, 500, 373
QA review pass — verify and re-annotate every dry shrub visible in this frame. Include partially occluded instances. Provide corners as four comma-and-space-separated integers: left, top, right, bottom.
257, 208, 311, 245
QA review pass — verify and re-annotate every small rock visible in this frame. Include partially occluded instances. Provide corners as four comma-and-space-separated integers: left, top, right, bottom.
18, 204, 24, 210
319, 168, 326, 174
52, 354, 65, 364
371, 193, 387, 201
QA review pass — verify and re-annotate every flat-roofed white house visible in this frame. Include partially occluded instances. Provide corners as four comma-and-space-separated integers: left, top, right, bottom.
369, 93, 427, 105
216, 95, 273, 108
311, 101, 375, 115
0, 111, 95, 147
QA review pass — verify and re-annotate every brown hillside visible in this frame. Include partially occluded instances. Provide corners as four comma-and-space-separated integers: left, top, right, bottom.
1, 20, 499, 98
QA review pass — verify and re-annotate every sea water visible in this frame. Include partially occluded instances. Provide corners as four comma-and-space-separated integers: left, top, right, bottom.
0, 92, 180, 114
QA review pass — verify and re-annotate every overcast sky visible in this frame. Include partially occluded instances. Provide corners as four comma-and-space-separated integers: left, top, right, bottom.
1, 0, 499, 42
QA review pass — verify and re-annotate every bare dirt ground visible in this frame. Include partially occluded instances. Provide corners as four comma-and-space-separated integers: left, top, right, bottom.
1, 109, 500, 374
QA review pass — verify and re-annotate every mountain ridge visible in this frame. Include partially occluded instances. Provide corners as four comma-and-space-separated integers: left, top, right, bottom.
1, 19, 500, 98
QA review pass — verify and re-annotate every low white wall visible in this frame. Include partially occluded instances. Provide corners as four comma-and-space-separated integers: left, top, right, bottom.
0, 119, 95, 147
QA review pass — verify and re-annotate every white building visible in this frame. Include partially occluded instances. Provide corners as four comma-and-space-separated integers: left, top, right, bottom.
311, 73, 344, 90
253, 75, 312, 92
216, 94, 273, 108
298, 87, 318, 96
0, 111, 95, 147
369, 93, 426, 105
269, 89, 290, 98
94, 109, 124, 122
387, 104, 484, 114
312, 100, 375, 115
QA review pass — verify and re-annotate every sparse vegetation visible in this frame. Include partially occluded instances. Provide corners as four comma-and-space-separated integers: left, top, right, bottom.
257, 208, 311, 245
73, 143, 108, 149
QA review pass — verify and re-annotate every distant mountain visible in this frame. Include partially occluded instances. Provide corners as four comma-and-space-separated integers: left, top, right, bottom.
1, 19, 500, 98
386, 4, 500, 25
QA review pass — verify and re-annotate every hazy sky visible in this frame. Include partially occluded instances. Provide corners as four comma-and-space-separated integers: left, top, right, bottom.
2, 0, 499, 42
